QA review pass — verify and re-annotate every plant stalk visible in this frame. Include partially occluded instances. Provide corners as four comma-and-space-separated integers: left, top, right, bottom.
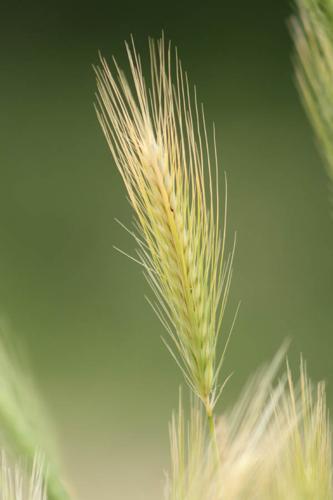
207, 411, 220, 467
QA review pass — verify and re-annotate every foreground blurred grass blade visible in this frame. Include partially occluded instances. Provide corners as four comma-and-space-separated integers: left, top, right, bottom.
0, 453, 46, 500
0, 332, 70, 500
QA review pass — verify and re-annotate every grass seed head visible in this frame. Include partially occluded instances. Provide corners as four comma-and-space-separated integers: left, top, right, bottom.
95, 35, 234, 413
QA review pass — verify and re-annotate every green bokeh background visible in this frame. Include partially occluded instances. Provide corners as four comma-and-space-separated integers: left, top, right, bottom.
0, 1, 332, 498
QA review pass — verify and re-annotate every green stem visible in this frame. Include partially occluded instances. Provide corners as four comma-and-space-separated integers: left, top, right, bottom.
207, 412, 220, 466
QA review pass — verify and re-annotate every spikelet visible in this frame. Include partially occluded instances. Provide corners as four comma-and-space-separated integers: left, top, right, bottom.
95, 36, 234, 414
165, 352, 333, 500
291, 0, 333, 186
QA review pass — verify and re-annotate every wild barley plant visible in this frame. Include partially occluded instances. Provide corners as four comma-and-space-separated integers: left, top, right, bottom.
96, 33, 333, 499
95, 37, 235, 438
0, 6, 331, 498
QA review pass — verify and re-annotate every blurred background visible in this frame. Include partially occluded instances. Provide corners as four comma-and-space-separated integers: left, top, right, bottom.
0, 0, 332, 498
